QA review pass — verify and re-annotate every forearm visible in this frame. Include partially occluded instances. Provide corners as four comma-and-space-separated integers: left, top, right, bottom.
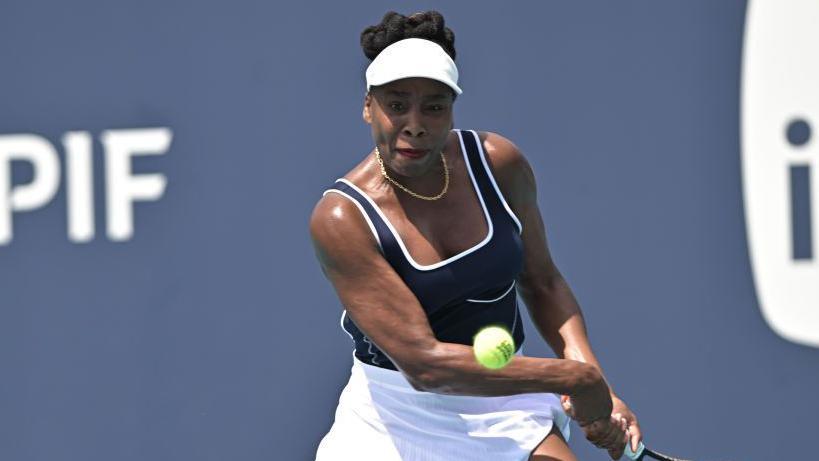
403, 341, 613, 423
409, 341, 607, 400
557, 314, 610, 385
522, 274, 618, 396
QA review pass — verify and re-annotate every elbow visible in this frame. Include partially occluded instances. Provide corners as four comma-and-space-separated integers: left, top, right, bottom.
396, 345, 448, 392
530, 273, 567, 300
405, 371, 436, 392
401, 360, 444, 392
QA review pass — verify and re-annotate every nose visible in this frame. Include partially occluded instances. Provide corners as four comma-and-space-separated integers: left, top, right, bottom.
402, 108, 426, 138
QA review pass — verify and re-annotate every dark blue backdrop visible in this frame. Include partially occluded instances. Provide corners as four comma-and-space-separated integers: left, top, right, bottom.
1, 1, 813, 460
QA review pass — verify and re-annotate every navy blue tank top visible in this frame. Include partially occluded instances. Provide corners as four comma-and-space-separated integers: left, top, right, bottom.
323, 129, 525, 370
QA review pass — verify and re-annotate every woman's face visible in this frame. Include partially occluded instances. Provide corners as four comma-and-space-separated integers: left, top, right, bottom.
363, 77, 455, 178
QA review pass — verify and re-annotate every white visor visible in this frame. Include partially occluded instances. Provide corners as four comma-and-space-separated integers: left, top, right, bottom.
365, 38, 462, 95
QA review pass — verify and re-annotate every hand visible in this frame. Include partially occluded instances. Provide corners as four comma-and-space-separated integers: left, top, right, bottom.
611, 395, 642, 454
562, 396, 629, 460
563, 364, 612, 424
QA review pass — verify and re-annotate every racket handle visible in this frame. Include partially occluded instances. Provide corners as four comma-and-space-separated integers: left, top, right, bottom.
624, 440, 645, 460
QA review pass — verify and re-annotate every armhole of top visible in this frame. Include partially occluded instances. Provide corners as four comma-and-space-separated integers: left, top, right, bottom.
469, 131, 524, 234
322, 188, 384, 254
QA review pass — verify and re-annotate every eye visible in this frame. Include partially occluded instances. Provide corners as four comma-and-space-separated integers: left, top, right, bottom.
426, 103, 448, 113
389, 102, 405, 112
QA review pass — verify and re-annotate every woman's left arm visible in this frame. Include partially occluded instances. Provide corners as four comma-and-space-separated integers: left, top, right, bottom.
480, 132, 642, 454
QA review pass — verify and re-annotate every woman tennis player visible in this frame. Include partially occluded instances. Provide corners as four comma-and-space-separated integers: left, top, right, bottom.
310, 11, 642, 460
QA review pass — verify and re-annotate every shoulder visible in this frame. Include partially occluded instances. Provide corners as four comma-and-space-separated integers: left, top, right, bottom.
309, 189, 380, 270
476, 131, 524, 164
475, 131, 537, 207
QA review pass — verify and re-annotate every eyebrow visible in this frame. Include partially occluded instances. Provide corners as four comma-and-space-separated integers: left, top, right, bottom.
385, 90, 451, 100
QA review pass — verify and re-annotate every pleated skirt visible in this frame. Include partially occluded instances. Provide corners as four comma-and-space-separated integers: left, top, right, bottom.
315, 353, 571, 461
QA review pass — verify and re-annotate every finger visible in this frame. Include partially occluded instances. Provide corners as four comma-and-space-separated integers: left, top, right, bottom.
606, 428, 627, 458
582, 421, 610, 447
591, 419, 620, 449
586, 419, 611, 438
604, 417, 622, 442
614, 422, 628, 451
606, 425, 626, 459
561, 396, 574, 416
604, 417, 628, 450
628, 424, 642, 452
608, 444, 625, 460
583, 424, 603, 446
591, 418, 620, 440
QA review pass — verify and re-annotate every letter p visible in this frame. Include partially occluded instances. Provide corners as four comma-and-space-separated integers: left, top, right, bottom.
0, 135, 60, 246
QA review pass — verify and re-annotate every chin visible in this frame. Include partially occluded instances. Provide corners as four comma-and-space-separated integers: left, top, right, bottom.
397, 158, 434, 177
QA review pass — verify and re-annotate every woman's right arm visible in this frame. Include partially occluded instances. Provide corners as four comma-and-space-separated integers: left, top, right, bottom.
309, 193, 613, 424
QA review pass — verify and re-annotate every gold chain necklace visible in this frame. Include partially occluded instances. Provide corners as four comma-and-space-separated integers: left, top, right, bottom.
374, 146, 449, 201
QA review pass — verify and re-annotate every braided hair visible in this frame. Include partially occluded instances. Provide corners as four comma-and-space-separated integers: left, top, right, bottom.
360, 11, 456, 61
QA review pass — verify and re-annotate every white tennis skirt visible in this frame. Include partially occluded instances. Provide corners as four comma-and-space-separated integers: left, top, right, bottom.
315, 353, 571, 461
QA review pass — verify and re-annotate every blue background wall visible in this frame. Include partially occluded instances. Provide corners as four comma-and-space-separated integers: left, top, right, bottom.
1, 1, 814, 460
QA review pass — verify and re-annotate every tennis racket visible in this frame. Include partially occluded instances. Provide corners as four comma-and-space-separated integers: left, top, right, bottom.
625, 440, 693, 461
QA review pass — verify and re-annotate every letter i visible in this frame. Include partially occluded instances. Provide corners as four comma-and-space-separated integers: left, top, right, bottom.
787, 119, 813, 260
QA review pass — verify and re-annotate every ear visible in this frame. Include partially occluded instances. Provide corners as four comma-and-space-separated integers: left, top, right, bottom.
362, 92, 373, 124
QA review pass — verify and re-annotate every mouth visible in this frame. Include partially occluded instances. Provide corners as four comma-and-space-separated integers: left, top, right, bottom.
395, 148, 430, 159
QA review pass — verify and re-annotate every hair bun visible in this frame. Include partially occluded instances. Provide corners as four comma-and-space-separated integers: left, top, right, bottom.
361, 10, 456, 61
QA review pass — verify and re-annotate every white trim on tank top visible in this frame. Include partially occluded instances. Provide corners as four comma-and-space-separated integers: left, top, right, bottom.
468, 130, 524, 234
323, 192, 386, 356
322, 188, 384, 254
335, 129, 493, 271
340, 310, 383, 365
466, 280, 516, 303
339, 310, 355, 341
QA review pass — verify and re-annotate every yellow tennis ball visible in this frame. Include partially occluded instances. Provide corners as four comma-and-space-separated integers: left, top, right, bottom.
473, 326, 515, 370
